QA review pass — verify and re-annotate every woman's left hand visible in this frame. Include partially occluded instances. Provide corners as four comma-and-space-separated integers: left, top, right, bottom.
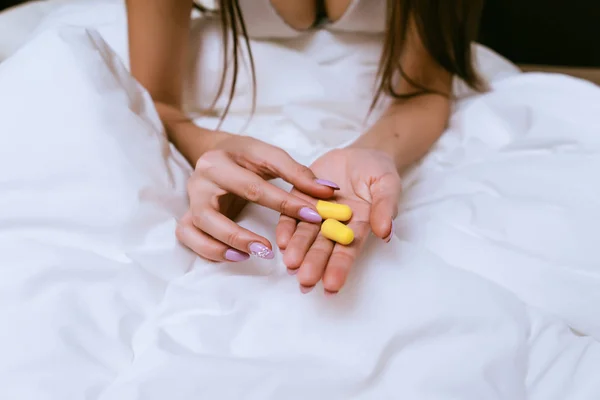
276, 148, 402, 295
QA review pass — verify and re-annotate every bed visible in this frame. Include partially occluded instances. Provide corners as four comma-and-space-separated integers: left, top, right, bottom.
1, 1, 600, 399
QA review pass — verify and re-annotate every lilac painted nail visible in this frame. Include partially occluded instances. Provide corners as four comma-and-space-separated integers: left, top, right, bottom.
315, 179, 340, 190
384, 220, 395, 243
249, 242, 274, 259
300, 285, 314, 294
324, 290, 338, 297
287, 268, 298, 276
298, 207, 322, 223
225, 249, 250, 262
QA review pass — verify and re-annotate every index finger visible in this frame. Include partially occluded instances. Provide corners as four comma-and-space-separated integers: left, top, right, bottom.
203, 159, 323, 224
251, 147, 339, 199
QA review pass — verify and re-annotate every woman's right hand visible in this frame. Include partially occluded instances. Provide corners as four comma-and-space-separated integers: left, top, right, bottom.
176, 132, 340, 262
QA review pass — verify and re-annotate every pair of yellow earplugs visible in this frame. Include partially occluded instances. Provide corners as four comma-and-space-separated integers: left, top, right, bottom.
316, 200, 354, 245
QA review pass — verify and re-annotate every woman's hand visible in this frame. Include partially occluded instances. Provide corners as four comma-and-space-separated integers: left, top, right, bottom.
276, 148, 402, 295
176, 133, 340, 262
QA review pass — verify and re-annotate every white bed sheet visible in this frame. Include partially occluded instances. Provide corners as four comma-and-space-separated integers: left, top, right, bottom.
0, 0, 98, 61
0, 1, 599, 399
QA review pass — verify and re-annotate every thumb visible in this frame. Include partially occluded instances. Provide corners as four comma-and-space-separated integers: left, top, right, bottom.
369, 173, 401, 241
270, 148, 339, 198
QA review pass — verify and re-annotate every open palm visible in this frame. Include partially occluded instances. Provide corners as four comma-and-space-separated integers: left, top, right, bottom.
276, 148, 402, 295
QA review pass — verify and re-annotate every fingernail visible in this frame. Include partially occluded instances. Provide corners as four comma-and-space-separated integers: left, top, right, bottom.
324, 290, 338, 297
299, 207, 322, 223
384, 220, 395, 243
225, 249, 250, 262
249, 242, 274, 259
300, 285, 314, 294
315, 179, 340, 190
287, 268, 298, 275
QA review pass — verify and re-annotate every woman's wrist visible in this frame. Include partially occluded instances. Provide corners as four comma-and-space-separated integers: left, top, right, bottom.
349, 94, 450, 174
348, 128, 409, 173
155, 101, 227, 165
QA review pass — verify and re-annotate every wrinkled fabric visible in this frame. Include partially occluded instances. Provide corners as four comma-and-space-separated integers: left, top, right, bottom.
0, 2, 599, 399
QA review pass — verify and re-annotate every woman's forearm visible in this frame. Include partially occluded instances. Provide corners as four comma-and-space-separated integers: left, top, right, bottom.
349, 94, 450, 174
127, 0, 221, 166
127, 0, 193, 107
349, 9, 458, 174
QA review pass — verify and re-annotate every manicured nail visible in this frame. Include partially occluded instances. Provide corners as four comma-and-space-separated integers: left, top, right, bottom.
298, 207, 322, 223
225, 249, 250, 262
287, 268, 298, 275
324, 290, 338, 297
384, 220, 395, 243
300, 285, 314, 294
315, 179, 340, 190
249, 242, 274, 259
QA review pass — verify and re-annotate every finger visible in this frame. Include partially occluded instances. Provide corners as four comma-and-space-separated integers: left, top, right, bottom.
196, 152, 322, 223
282, 221, 320, 270
277, 188, 324, 250
276, 214, 297, 250
190, 205, 275, 260
176, 214, 250, 262
250, 147, 340, 198
369, 173, 402, 240
296, 234, 334, 290
322, 220, 371, 293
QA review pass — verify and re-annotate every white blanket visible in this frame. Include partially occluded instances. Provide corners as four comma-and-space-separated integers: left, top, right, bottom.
1, 2, 599, 399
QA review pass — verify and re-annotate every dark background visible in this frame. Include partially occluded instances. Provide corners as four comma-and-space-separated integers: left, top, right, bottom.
479, 0, 600, 67
2, 0, 599, 67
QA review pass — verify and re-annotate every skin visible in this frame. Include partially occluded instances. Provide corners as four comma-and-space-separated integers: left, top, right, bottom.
126, 0, 452, 292
127, 0, 337, 261
276, 148, 401, 294
276, 95, 450, 294
325, 0, 353, 22
270, 0, 318, 30
277, 6, 453, 294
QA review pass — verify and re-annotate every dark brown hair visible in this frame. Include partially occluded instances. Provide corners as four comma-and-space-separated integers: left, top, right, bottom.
194, 0, 484, 118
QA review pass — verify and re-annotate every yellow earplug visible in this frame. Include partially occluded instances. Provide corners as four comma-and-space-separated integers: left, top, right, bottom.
320, 219, 354, 245
316, 200, 352, 222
